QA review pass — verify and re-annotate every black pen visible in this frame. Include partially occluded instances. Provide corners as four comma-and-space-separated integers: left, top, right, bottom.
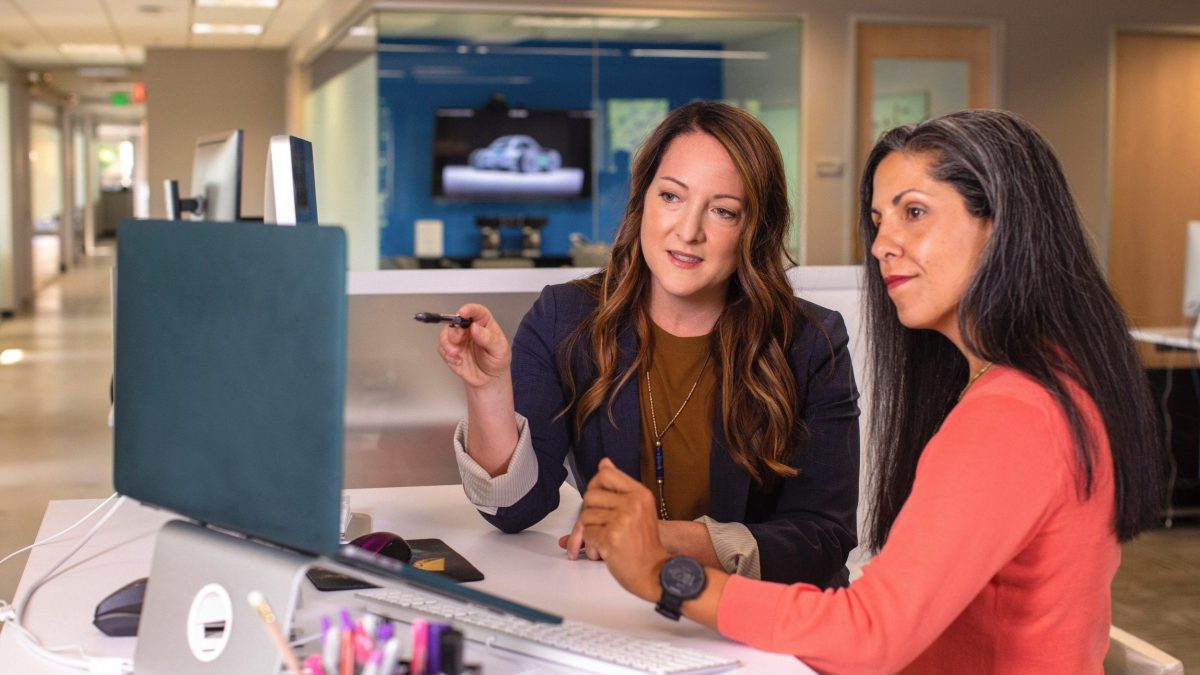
413, 312, 473, 328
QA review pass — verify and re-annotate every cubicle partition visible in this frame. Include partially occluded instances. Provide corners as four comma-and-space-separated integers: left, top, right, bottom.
345, 265, 867, 494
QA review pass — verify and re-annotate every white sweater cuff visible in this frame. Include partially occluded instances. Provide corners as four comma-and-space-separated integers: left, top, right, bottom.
455, 413, 538, 515
696, 516, 761, 579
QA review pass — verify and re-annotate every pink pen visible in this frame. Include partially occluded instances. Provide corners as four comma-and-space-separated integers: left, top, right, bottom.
360, 648, 384, 675
410, 620, 429, 675
354, 618, 374, 663
304, 654, 326, 675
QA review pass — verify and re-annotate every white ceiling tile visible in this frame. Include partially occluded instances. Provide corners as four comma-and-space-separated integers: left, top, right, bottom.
13, 0, 110, 27
0, 6, 38, 37
102, 0, 191, 12
1, 0, 351, 74
0, 26, 46, 48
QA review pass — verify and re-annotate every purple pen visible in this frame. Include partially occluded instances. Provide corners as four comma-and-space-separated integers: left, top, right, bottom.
321, 614, 340, 674
426, 623, 447, 675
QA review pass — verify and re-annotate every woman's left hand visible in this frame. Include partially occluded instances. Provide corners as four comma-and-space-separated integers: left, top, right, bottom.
580, 458, 671, 603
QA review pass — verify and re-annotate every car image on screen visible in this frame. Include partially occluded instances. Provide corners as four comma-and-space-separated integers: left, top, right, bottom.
468, 135, 563, 173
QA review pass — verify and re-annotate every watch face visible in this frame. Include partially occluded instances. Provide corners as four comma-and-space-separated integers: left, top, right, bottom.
661, 557, 705, 598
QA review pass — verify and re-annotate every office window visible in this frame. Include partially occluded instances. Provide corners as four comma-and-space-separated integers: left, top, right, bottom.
361, 11, 801, 266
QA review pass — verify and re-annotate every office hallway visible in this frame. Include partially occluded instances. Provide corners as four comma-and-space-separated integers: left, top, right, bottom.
0, 255, 1197, 671
0, 251, 115, 606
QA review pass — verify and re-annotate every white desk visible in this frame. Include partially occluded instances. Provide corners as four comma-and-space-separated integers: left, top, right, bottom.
1130, 326, 1200, 352
0, 486, 809, 673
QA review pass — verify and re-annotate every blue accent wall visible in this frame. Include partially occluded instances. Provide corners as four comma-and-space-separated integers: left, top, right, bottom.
377, 39, 723, 258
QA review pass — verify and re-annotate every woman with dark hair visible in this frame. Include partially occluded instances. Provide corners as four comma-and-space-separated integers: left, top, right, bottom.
580, 109, 1164, 672
438, 101, 860, 587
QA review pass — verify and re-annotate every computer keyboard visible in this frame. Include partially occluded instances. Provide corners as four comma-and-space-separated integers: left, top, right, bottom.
356, 586, 740, 674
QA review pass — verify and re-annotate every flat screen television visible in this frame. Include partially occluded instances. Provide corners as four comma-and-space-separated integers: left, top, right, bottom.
432, 107, 593, 200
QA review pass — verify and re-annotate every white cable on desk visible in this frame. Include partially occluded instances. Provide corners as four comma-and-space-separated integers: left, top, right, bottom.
0, 494, 134, 674
0, 492, 119, 568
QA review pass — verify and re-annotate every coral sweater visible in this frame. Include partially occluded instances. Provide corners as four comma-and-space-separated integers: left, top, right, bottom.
717, 366, 1118, 674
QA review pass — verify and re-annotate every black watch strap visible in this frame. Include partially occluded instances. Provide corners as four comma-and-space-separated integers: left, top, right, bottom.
655, 591, 686, 621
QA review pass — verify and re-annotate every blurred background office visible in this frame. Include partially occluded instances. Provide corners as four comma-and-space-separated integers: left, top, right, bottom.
1, 0, 1198, 670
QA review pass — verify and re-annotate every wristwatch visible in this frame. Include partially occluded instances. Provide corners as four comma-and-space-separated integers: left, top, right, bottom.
655, 556, 706, 621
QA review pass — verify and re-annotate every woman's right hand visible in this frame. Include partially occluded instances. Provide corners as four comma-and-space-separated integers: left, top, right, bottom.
440, 304, 519, 476
438, 303, 511, 389
558, 518, 603, 561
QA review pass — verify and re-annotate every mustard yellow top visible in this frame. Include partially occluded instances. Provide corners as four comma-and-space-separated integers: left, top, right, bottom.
638, 322, 716, 521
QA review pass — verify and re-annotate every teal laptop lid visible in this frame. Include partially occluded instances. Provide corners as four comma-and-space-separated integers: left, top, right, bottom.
114, 219, 346, 556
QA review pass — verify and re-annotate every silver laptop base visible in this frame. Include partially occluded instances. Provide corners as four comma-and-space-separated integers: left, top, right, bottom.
133, 520, 313, 675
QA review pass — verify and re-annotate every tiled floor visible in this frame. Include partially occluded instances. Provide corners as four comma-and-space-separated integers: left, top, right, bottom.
0, 251, 1197, 672
1112, 525, 1200, 670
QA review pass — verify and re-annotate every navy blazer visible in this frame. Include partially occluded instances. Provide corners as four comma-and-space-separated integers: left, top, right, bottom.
483, 282, 860, 587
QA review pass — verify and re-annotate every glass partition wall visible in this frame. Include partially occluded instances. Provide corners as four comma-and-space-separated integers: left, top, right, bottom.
308, 10, 802, 270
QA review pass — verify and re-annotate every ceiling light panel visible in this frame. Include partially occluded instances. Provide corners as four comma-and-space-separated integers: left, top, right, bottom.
1, 46, 64, 66
510, 16, 662, 31
191, 23, 264, 35
60, 43, 125, 55
194, 0, 279, 7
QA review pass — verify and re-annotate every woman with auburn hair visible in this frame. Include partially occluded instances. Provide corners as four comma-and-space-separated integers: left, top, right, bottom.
580, 109, 1164, 672
439, 101, 860, 586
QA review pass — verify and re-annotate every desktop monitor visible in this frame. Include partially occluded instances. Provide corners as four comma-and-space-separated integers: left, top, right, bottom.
264, 135, 318, 225
163, 129, 243, 221
113, 220, 561, 627
113, 219, 346, 555
1184, 221, 1200, 325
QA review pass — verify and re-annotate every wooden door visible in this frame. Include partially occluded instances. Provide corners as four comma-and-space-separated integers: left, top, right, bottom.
1111, 32, 1200, 368
853, 22, 995, 259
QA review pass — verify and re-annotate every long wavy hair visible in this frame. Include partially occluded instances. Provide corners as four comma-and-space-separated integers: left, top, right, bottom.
562, 101, 811, 484
859, 109, 1163, 550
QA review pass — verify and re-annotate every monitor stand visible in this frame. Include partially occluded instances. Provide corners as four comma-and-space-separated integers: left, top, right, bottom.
134, 520, 314, 675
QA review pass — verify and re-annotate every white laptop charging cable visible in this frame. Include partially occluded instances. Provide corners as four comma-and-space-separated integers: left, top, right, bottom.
0, 492, 133, 674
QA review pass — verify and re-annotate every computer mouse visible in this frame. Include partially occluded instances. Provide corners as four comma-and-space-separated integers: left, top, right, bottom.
93, 576, 148, 637
350, 531, 413, 563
